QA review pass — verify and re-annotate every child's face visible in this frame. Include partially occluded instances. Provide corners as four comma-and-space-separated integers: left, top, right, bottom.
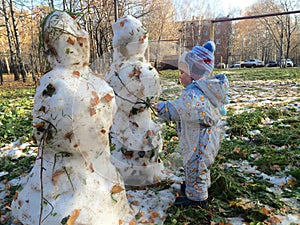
179, 70, 192, 87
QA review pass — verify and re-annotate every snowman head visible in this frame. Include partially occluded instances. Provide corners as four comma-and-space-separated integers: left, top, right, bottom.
112, 15, 148, 59
42, 11, 90, 68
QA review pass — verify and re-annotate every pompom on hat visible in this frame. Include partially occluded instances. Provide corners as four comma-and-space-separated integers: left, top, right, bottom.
178, 41, 215, 80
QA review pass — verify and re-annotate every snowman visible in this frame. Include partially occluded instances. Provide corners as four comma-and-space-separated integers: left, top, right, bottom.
105, 15, 164, 186
11, 11, 132, 225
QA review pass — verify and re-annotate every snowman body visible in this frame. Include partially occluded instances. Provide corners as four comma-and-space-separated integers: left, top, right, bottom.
11, 11, 131, 225
105, 15, 164, 186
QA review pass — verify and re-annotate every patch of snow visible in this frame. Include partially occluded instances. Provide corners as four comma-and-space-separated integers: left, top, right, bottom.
127, 188, 176, 224
0, 172, 9, 178
275, 214, 300, 225
226, 217, 246, 225
249, 129, 261, 136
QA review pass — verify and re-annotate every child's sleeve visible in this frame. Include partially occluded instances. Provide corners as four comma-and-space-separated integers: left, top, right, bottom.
154, 101, 180, 122
215, 74, 230, 116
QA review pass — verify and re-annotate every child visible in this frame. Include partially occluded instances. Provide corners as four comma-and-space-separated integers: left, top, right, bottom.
154, 41, 229, 208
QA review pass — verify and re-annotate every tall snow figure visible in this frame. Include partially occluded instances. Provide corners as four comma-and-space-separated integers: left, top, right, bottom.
105, 15, 164, 186
11, 11, 131, 225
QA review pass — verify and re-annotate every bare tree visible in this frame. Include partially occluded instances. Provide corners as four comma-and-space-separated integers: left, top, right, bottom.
2, 0, 19, 81
250, 0, 299, 65
0, 60, 3, 85
9, 0, 27, 82
279, 0, 299, 61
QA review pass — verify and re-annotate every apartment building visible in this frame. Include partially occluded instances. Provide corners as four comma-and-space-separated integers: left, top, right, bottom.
179, 17, 232, 67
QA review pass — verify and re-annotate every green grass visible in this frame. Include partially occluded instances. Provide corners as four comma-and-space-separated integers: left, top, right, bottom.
0, 88, 35, 146
161, 68, 300, 224
0, 67, 299, 224
215, 67, 300, 82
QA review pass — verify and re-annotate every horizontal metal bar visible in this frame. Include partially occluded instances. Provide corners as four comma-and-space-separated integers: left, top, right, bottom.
211, 10, 300, 23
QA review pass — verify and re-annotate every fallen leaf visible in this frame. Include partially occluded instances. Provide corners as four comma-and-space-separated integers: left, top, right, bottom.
129, 219, 137, 225
261, 207, 271, 215
89, 108, 96, 116
64, 131, 73, 143
269, 216, 281, 224
111, 184, 125, 194
67, 37, 75, 45
103, 93, 114, 102
90, 91, 100, 107
233, 147, 241, 155
52, 170, 65, 185
33, 122, 45, 128
72, 71, 80, 77
67, 209, 81, 225
13, 192, 18, 201
77, 37, 87, 46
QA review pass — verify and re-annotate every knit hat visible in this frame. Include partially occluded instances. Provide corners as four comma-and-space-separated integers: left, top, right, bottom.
178, 41, 215, 80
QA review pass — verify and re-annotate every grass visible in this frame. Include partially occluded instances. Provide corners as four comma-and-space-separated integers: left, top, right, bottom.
0, 88, 35, 146
0, 67, 300, 224
159, 68, 300, 224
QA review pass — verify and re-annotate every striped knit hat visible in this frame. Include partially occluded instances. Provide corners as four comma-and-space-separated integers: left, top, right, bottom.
178, 41, 215, 80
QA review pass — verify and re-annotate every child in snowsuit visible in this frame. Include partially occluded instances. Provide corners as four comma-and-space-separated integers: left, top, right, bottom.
154, 41, 229, 208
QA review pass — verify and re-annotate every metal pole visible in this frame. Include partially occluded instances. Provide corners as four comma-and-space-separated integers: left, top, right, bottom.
178, 29, 182, 84
210, 21, 214, 41
211, 10, 300, 23
114, 0, 118, 22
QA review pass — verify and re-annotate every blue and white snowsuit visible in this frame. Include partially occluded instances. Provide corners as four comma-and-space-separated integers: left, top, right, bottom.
156, 74, 229, 201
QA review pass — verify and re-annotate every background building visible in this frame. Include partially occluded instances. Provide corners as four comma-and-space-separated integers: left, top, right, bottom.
180, 17, 233, 68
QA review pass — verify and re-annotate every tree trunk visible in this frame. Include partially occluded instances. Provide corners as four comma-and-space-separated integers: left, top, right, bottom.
63, 0, 66, 10
10, 0, 27, 82
69, 0, 73, 12
0, 60, 3, 85
48, 0, 54, 8
2, 0, 19, 81
29, 53, 37, 84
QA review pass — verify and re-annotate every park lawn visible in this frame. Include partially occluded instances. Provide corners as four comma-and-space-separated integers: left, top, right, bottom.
0, 67, 300, 224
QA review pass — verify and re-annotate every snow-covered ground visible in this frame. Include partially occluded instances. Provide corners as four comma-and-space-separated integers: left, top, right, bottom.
1, 76, 299, 224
